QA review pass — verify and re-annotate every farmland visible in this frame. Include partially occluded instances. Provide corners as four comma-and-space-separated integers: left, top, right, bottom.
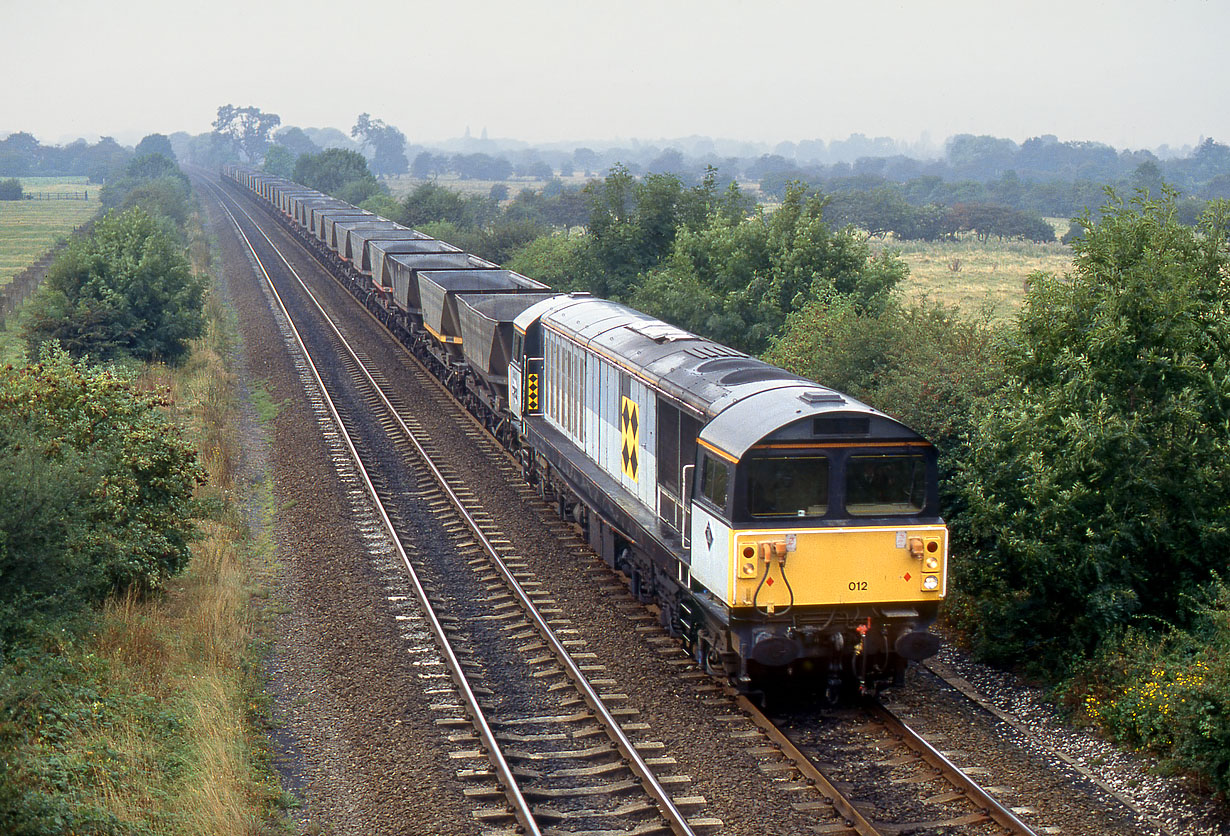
0, 176, 101, 287
888, 233, 1076, 318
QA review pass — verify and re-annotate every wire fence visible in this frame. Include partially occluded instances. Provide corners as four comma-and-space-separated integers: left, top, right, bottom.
22, 191, 90, 201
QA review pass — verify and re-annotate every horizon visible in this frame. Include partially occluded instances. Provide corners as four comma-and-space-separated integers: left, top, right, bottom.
1, 0, 1226, 156
0, 126, 1205, 163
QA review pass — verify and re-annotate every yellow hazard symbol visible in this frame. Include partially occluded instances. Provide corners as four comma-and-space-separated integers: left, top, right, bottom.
526, 373, 540, 412
620, 396, 639, 482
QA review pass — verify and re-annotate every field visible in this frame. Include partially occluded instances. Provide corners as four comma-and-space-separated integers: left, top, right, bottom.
381, 173, 1073, 319
382, 172, 589, 200
885, 233, 1075, 319
0, 176, 102, 287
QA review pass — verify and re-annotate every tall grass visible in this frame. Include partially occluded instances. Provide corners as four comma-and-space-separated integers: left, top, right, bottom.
97, 212, 280, 832
0, 208, 284, 834
875, 235, 1075, 319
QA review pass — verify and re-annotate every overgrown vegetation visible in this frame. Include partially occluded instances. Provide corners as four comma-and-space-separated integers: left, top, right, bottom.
1, 150, 281, 832
921, 193, 1230, 793
952, 193, 1230, 672
0, 348, 204, 644
22, 203, 205, 364
1076, 580, 1230, 794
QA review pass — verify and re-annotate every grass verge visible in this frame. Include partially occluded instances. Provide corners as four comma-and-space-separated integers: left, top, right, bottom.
0, 206, 285, 834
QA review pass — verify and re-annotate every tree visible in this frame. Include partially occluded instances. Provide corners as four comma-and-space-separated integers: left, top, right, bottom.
0, 178, 22, 200
23, 208, 205, 363
351, 113, 409, 176
572, 147, 599, 175
400, 181, 493, 229
0, 131, 40, 175
134, 133, 175, 162
1130, 160, 1164, 195
516, 160, 553, 180
99, 153, 191, 225
211, 104, 281, 163
262, 144, 295, 178
632, 183, 905, 354
954, 192, 1230, 673
451, 153, 513, 180
506, 233, 600, 293
274, 126, 319, 158
411, 151, 449, 179
293, 148, 378, 196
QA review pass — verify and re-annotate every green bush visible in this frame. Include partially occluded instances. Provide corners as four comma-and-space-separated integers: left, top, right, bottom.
765, 294, 1003, 465
0, 348, 204, 645
0, 178, 23, 200
293, 148, 380, 200
953, 192, 1230, 674
23, 208, 205, 364
632, 184, 906, 354
506, 233, 601, 293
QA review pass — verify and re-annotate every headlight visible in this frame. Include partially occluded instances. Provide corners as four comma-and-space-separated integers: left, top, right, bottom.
922, 575, 940, 591
923, 555, 940, 571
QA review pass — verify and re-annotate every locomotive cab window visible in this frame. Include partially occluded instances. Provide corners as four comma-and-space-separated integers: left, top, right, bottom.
747, 456, 829, 518
699, 453, 731, 513
512, 332, 524, 364
845, 454, 926, 515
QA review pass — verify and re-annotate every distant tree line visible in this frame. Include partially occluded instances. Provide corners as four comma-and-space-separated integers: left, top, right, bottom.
0, 131, 132, 182
822, 188, 1057, 243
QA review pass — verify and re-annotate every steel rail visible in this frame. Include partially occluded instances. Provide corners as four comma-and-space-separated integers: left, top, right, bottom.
206, 181, 542, 836
735, 695, 885, 836
866, 700, 1042, 836
207, 177, 698, 836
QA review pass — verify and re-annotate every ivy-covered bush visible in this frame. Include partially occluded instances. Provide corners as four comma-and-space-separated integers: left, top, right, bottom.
0, 347, 203, 645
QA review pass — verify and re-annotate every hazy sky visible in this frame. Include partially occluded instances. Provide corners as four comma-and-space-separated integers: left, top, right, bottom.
3, 0, 1226, 151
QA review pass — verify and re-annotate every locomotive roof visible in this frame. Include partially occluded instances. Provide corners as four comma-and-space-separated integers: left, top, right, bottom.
524, 295, 923, 457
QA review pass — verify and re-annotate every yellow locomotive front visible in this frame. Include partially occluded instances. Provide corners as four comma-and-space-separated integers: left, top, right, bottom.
684, 392, 946, 695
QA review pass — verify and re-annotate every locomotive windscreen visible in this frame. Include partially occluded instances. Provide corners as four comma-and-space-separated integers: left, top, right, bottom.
845, 454, 927, 515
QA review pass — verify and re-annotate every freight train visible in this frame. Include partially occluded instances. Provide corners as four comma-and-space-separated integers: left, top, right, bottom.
221, 165, 947, 699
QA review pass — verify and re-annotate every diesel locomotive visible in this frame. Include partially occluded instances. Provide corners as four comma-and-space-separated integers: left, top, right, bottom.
222, 165, 947, 697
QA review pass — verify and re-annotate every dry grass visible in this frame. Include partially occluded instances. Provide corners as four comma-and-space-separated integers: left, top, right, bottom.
0, 176, 101, 287
882, 235, 1075, 319
42, 210, 283, 833
383, 171, 592, 199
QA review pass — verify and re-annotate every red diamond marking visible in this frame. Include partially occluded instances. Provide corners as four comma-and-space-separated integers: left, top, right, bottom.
766, 577, 774, 586
903, 572, 912, 581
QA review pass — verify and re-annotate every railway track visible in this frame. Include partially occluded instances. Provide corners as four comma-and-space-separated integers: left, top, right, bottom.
205, 178, 712, 835
203, 173, 1060, 836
